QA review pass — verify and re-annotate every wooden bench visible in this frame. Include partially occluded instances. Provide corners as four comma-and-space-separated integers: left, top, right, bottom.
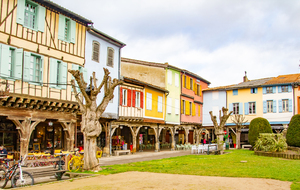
242, 145, 252, 149
114, 150, 130, 156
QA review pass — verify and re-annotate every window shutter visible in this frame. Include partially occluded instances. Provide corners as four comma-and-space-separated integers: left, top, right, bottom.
132, 90, 136, 107
229, 103, 233, 112
119, 87, 122, 106
58, 14, 65, 41
288, 85, 292, 92
39, 55, 44, 84
192, 103, 195, 116
289, 99, 292, 112
244, 102, 249, 115
182, 75, 185, 88
167, 97, 171, 114
181, 100, 183, 114
140, 92, 144, 109
185, 101, 189, 115
14, 48, 23, 79
37, 5, 45, 32
158, 96, 162, 112
107, 48, 114, 67
49, 58, 58, 88
0, 44, 10, 78
175, 73, 179, 87
127, 89, 131, 107
278, 100, 282, 113
239, 102, 243, 115
92, 41, 100, 62
23, 51, 31, 81
200, 85, 202, 96
272, 86, 276, 93
194, 82, 197, 94
16, 0, 25, 25
168, 70, 172, 85
278, 86, 282, 93
198, 105, 201, 116
263, 87, 266, 94
59, 62, 67, 89
186, 76, 189, 89
70, 19, 76, 44
273, 100, 276, 113
263, 100, 267, 113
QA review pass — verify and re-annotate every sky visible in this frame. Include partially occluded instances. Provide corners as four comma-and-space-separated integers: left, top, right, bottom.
52, 0, 300, 87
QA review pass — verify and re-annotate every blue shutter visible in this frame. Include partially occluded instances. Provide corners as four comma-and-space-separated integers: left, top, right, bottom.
239, 102, 243, 114
289, 99, 292, 112
273, 86, 276, 93
0, 44, 10, 78
70, 20, 76, 44
263, 87, 266, 94
273, 100, 276, 113
49, 58, 58, 88
229, 103, 233, 112
14, 48, 23, 79
16, 0, 25, 25
278, 86, 282, 93
58, 14, 65, 41
244, 102, 249, 115
39, 55, 44, 84
263, 100, 267, 113
23, 52, 31, 81
37, 5, 45, 32
59, 62, 67, 89
288, 85, 292, 92
278, 100, 282, 113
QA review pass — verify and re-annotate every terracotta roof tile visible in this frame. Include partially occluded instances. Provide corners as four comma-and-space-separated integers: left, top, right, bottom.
122, 76, 168, 93
263, 73, 300, 85
227, 77, 273, 89
203, 85, 235, 91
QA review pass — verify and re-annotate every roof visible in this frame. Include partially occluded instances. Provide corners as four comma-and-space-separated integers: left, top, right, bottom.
203, 85, 235, 92
88, 27, 126, 48
122, 76, 169, 93
34, 0, 93, 25
263, 73, 300, 86
227, 77, 273, 90
182, 70, 211, 85
121, 58, 167, 69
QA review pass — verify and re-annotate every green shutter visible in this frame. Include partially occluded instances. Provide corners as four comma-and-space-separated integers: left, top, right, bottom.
16, 0, 26, 25
14, 48, 23, 79
0, 44, 10, 78
39, 55, 44, 84
37, 5, 45, 32
58, 14, 65, 41
59, 61, 67, 89
70, 19, 76, 44
49, 58, 58, 88
23, 51, 31, 81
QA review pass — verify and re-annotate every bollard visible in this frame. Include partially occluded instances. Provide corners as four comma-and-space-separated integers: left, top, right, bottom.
207, 145, 210, 155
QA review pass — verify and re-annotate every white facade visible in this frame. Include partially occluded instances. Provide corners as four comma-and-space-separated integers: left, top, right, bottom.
262, 85, 293, 125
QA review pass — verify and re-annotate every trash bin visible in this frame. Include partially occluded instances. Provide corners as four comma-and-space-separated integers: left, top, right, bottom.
226, 142, 229, 150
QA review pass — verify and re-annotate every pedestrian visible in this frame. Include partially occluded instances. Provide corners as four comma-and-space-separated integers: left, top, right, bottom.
208, 137, 211, 144
0, 146, 7, 157
203, 138, 206, 144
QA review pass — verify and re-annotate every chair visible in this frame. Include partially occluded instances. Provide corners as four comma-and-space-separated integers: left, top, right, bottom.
197, 145, 204, 154
191, 145, 197, 154
203, 144, 209, 153
7, 155, 13, 159
96, 151, 102, 159
176, 144, 181, 150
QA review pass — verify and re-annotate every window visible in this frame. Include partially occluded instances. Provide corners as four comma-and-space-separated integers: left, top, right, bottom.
189, 102, 192, 115
122, 89, 127, 106
107, 47, 114, 67
16, 0, 45, 32
197, 84, 200, 96
282, 99, 289, 112
146, 93, 152, 110
23, 51, 44, 84
281, 86, 288, 92
233, 90, 238, 95
168, 70, 172, 85
182, 100, 185, 114
251, 88, 257, 94
158, 96, 163, 112
267, 100, 273, 113
175, 73, 179, 87
92, 41, 100, 62
0, 44, 23, 80
184, 75, 187, 88
167, 97, 172, 114
266, 87, 273, 93
190, 78, 193, 90
175, 99, 179, 115
233, 103, 239, 115
249, 102, 256, 114
135, 91, 140, 108
49, 58, 67, 89
58, 14, 76, 43
8, 49, 14, 78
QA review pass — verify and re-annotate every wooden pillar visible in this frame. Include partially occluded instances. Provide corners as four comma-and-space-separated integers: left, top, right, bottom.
154, 126, 162, 152
103, 122, 111, 156
195, 129, 201, 145
129, 126, 141, 154
184, 128, 189, 144
59, 120, 76, 151
170, 127, 175, 151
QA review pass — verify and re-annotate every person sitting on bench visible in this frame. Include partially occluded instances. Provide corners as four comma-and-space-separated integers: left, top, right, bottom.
0, 146, 8, 157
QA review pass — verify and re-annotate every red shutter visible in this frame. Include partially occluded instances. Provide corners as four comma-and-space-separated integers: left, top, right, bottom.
127, 89, 131, 107
120, 87, 123, 106
140, 92, 144, 109
132, 90, 136, 107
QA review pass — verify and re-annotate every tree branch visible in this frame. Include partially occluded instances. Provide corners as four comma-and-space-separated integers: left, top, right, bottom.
95, 68, 110, 95
70, 79, 86, 113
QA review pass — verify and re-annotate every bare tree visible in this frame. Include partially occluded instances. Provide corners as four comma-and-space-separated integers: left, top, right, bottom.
69, 68, 122, 171
209, 107, 232, 152
231, 114, 247, 149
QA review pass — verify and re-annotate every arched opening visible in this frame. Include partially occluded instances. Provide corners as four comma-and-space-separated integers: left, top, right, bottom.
111, 125, 132, 151
0, 116, 18, 152
159, 128, 172, 150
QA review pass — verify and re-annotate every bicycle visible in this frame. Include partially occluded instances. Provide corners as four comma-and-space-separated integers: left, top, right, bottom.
0, 157, 34, 188
67, 152, 83, 172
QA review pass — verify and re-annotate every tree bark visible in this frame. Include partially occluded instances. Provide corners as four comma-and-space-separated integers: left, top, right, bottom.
236, 130, 241, 149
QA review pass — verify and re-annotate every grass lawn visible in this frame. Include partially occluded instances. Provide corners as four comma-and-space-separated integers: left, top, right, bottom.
92, 149, 300, 189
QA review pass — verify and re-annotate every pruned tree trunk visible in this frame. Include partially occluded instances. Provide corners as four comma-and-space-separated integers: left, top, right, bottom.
236, 130, 241, 149
209, 107, 232, 153
69, 68, 122, 171
232, 114, 247, 149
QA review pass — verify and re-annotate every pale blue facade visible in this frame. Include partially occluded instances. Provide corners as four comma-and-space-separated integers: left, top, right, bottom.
202, 90, 227, 126
85, 27, 125, 119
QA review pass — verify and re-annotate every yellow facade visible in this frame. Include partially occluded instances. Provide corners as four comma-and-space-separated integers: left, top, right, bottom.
144, 87, 165, 120
227, 88, 263, 123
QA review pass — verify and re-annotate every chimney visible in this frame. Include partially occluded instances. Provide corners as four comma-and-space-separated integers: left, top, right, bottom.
243, 71, 249, 82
